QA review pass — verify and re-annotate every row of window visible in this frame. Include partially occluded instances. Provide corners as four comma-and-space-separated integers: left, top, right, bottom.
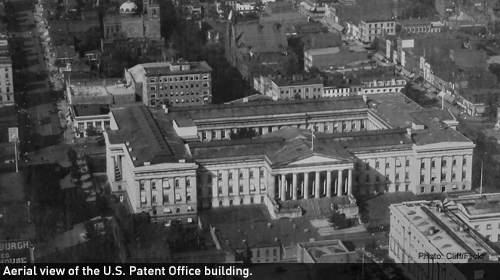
355, 172, 410, 183
77, 121, 110, 129
420, 172, 466, 183
140, 178, 193, 190
279, 87, 322, 94
214, 169, 265, 181
150, 90, 209, 98
148, 75, 209, 84
212, 196, 265, 205
474, 223, 500, 231
215, 184, 267, 195
368, 23, 394, 28
420, 184, 467, 193
150, 82, 209, 91
200, 121, 367, 140
360, 159, 410, 170
255, 248, 278, 258
421, 158, 467, 169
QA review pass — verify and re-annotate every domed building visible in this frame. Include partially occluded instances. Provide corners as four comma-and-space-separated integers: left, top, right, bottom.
119, 1, 139, 14
103, 0, 160, 40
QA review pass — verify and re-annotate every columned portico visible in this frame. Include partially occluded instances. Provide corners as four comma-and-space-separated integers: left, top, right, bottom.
271, 167, 353, 202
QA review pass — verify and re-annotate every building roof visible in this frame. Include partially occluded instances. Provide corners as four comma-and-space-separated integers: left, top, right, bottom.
271, 76, 323, 87
233, 21, 288, 52
453, 194, 500, 216
107, 105, 192, 167
153, 96, 368, 122
306, 45, 366, 56
366, 92, 423, 129
190, 127, 413, 165
342, 0, 394, 23
128, 61, 212, 80
298, 239, 354, 263
215, 217, 322, 250
72, 104, 110, 117
409, 110, 472, 145
55, 45, 76, 59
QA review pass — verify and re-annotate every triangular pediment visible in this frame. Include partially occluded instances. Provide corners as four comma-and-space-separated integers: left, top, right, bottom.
281, 154, 347, 167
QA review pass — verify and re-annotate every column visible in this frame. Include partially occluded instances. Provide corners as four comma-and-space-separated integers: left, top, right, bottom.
292, 173, 298, 200
304, 172, 309, 199
269, 174, 276, 200
348, 169, 353, 195
145, 180, 152, 207
315, 172, 321, 198
212, 173, 218, 198
281, 174, 287, 200
338, 169, 343, 195
110, 156, 116, 182
326, 170, 332, 197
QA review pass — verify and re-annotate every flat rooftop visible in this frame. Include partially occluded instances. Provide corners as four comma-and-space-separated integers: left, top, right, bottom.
69, 80, 135, 96
409, 110, 472, 145
142, 61, 212, 76
153, 96, 368, 122
107, 105, 192, 167
453, 194, 500, 216
72, 104, 110, 117
272, 77, 323, 87
299, 240, 353, 263
392, 202, 492, 258
215, 216, 321, 251
367, 92, 423, 128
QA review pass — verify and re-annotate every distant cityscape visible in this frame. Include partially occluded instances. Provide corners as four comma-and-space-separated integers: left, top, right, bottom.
1, 0, 500, 279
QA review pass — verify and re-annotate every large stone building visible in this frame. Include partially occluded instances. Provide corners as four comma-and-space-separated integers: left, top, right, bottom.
125, 61, 213, 107
103, 1, 160, 40
101, 1, 161, 54
389, 199, 499, 280
104, 95, 475, 224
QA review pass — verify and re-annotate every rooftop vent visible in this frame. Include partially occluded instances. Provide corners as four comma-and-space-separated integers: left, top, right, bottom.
242, 239, 246, 244
267, 223, 272, 228
126, 142, 130, 146
474, 270, 485, 279
128, 148, 133, 152
179, 159, 185, 163
304, 229, 310, 233
408, 211, 416, 215
144, 162, 150, 166
133, 157, 137, 161
275, 237, 279, 242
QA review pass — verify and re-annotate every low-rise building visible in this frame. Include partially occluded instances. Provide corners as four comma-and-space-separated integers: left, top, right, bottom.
70, 104, 111, 138
125, 61, 213, 108
358, 75, 406, 94
304, 46, 368, 71
297, 239, 358, 263
55, 45, 77, 65
267, 75, 324, 99
398, 18, 446, 34
213, 218, 322, 262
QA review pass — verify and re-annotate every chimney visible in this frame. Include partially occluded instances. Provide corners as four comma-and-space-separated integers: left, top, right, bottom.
267, 223, 272, 228
133, 157, 137, 161
293, 224, 297, 229
274, 237, 279, 242
126, 142, 130, 146
128, 148, 133, 152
